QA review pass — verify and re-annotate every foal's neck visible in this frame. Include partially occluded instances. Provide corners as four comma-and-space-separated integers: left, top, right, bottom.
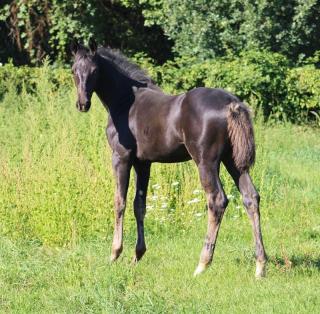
95, 55, 146, 116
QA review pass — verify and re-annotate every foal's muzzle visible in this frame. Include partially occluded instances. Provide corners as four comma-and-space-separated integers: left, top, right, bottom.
76, 100, 91, 112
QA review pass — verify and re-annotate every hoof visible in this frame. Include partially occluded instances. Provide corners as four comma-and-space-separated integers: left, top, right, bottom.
193, 262, 207, 276
131, 256, 138, 265
134, 247, 146, 262
110, 247, 122, 262
255, 260, 266, 279
110, 254, 118, 262
131, 249, 146, 265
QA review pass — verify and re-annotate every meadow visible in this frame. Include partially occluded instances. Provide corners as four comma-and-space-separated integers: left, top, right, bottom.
0, 68, 319, 313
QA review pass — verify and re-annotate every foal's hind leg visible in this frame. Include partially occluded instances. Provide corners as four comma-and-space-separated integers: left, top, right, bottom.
110, 153, 131, 262
194, 161, 228, 276
132, 161, 150, 263
224, 157, 267, 278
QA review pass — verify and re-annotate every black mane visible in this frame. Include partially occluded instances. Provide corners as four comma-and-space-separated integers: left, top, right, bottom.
97, 47, 153, 84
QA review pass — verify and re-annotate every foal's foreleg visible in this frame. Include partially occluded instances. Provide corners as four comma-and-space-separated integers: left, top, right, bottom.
132, 161, 150, 263
194, 162, 228, 276
224, 158, 267, 278
110, 154, 131, 262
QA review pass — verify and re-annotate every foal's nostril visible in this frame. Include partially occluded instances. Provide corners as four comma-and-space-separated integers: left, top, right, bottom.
84, 101, 91, 111
76, 101, 84, 111
76, 101, 91, 112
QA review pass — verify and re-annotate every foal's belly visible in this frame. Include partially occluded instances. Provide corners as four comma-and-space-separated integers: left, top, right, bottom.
137, 144, 191, 163
134, 117, 191, 162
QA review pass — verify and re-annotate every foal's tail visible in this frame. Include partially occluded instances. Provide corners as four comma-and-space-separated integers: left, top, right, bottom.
227, 102, 255, 172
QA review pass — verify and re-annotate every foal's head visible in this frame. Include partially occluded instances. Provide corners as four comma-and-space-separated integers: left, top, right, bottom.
71, 38, 99, 112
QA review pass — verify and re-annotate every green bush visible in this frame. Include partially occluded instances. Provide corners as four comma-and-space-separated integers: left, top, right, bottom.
1, 51, 320, 123
285, 65, 320, 122
204, 50, 289, 119
147, 50, 319, 123
136, 50, 290, 118
0, 61, 72, 101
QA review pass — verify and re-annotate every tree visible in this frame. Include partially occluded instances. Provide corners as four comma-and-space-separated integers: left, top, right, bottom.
1, 0, 319, 64
0, 0, 172, 65
140, 0, 320, 60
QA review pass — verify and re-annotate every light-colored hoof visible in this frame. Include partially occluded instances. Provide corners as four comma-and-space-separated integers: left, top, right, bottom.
255, 260, 266, 279
110, 246, 123, 263
110, 254, 118, 262
131, 256, 138, 265
110, 251, 121, 262
193, 262, 207, 276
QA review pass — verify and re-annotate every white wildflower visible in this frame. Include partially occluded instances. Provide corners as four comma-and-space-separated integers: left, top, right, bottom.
152, 184, 161, 189
161, 203, 168, 208
194, 212, 203, 217
171, 181, 179, 186
187, 198, 200, 204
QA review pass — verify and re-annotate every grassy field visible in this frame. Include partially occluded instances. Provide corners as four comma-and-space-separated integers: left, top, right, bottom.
0, 70, 319, 313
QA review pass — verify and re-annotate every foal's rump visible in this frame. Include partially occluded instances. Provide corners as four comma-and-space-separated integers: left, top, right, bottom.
181, 87, 255, 171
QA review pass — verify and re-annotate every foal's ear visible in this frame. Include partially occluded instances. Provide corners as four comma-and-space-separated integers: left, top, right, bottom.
70, 39, 79, 56
89, 37, 98, 55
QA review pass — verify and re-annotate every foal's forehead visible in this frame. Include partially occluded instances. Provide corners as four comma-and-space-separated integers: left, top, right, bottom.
73, 54, 96, 71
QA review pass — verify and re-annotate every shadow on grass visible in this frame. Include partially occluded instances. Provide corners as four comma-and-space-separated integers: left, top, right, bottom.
269, 254, 320, 272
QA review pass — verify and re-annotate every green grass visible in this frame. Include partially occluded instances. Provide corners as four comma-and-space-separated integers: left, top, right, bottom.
0, 68, 319, 313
